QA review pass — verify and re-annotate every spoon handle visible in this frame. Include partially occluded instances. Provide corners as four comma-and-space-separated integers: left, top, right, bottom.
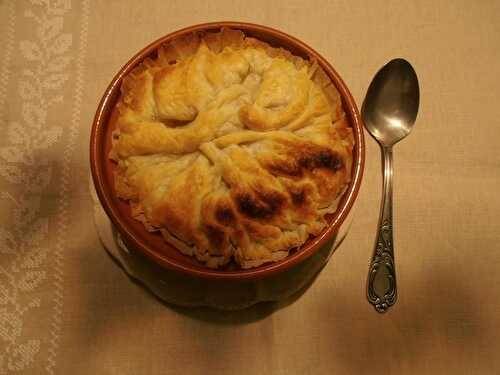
367, 146, 397, 313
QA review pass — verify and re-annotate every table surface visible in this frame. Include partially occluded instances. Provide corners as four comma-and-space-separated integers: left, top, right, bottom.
1, 0, 499, 374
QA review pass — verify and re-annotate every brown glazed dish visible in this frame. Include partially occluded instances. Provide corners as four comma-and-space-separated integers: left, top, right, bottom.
90, 22, 365, 280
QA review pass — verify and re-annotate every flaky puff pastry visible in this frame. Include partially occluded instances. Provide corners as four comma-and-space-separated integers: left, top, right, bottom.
110, 28, 354, 269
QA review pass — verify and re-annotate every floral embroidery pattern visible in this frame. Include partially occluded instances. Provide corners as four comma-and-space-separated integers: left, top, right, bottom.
0, 2, 16, 123
48, 0, 89, 372
0, 0, 73, 372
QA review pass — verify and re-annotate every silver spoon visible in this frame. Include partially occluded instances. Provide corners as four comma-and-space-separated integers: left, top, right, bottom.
362, 58, 419, 313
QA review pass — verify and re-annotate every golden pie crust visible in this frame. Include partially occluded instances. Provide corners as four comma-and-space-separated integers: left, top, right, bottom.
109, 28, 354, 269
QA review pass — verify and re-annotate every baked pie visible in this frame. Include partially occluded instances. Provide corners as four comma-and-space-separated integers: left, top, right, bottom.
109, 28, 354, 269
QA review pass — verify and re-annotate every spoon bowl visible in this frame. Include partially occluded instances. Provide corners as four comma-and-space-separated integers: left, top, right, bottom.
362, 58, 419, 146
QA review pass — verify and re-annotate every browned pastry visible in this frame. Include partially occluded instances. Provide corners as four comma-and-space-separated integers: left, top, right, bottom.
110, 28, 354, 269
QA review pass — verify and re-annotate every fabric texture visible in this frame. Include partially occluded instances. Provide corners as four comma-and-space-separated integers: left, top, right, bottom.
1, 0, 500, 374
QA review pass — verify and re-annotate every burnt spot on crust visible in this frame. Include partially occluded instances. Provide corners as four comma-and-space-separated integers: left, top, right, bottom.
288, 188, 306, 206
205, 225, 225, 248
298, 148, 344, 172
215, 206, 236, 225
256, 190, 286, 212
236, 190, 286, 219
237, 194, 270, 219
262, 143, 345, 179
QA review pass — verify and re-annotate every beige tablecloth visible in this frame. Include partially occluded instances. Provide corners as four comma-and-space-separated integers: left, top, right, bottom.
1, 0, 500, 374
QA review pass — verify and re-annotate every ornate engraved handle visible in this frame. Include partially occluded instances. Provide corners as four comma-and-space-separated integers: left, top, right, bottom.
367, 147, 397, 313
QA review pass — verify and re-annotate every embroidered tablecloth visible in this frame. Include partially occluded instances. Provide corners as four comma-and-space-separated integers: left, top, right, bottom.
1, 1, 500, 374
